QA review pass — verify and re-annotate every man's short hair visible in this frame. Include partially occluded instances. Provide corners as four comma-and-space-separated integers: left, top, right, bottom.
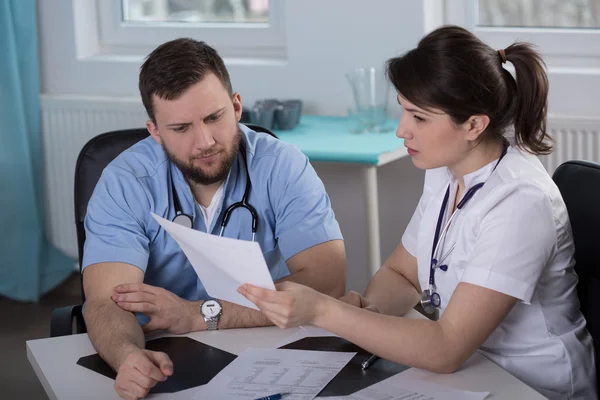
139, 38, 233, 122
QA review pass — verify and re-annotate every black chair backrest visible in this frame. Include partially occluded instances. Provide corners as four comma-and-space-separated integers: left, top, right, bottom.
552, 160, 600, 385
74, 129, 150, 273
74, 124, 276, 300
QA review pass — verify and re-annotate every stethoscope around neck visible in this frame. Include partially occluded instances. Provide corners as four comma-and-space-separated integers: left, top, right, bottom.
170, 144, 259, 241
420, 142, 509, 314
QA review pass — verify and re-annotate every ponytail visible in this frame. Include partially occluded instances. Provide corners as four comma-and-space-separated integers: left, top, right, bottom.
503, 43, 552, 154
387, 26, 553, 155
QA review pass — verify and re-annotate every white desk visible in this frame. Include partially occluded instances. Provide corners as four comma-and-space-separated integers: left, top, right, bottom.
27, 310, 545, 399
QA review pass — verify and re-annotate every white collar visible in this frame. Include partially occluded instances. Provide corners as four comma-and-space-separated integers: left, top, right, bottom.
445, 151, 505, 191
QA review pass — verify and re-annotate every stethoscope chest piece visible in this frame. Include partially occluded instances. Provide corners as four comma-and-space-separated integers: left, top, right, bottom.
172, 212, 193, 228
420, 288, 442, 315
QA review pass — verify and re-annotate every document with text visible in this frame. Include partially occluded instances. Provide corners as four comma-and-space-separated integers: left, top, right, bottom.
192, 347, 355, 400
152, 213, 275, 310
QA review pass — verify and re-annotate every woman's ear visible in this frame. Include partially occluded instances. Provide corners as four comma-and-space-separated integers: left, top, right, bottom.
465, 115, 491, 142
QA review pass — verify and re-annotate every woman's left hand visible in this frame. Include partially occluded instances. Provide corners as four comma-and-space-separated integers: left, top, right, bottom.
238, 281, 329, 329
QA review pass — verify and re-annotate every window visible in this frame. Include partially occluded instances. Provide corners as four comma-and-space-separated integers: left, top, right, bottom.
478, 0, 600, 29
122, 0, 270, 24
97, 0, 285, 59
445, 0, 600, 64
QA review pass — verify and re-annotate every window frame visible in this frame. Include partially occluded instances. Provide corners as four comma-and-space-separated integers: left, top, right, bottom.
96, 0, 286, 60
445, 0, 600, 63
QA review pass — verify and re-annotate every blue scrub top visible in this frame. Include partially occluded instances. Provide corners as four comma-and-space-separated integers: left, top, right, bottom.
82, 124, 343, 314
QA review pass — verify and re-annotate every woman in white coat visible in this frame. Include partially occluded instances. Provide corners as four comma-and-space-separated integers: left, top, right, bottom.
239, 26, 597, 399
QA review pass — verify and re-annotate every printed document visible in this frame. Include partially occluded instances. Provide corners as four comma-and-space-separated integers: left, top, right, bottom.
152, 213, 275, 310
193, 347, 355, 400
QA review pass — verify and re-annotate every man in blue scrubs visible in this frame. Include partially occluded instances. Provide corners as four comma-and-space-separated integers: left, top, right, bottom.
82, 38, 345, 399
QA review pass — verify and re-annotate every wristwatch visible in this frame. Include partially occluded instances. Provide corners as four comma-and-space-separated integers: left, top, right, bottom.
201, 299, 223, 331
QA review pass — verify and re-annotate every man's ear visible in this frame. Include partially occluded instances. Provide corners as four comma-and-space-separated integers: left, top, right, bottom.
146, 120, 162, 145
465, 114, 491, 142
232, 92, 243, 122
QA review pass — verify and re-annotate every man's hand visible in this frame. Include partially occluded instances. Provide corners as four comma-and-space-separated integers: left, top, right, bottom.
114, 347, 173, 400
112, 283, 196, 334
339, 291, 380, 313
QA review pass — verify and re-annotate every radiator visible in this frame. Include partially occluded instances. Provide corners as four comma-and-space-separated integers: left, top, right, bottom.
540, 118, 600, 173
40, 95, 600, 259
41, 95, 147, 258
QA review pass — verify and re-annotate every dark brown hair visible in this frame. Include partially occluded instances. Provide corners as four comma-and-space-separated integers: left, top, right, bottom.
139, 38, 233, 123
386, 25, 552, 155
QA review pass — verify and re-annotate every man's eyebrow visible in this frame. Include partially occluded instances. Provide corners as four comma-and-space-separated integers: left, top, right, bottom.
204, 107, 226, 118
164, 107, 227, 127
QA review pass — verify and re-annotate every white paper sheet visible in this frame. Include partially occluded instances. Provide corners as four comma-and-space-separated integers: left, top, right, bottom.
324, 370, 490, 400
152, 213, 276, 310
190, 347, 355, 400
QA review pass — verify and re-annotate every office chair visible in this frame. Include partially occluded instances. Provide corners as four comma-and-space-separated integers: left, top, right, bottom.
50, 124, 277, 337
552, 160, 600, 388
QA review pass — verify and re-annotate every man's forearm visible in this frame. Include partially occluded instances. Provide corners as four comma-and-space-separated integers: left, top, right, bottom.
279, 266, 345, 298
84, 299, 145, 370
187, 266, 344, 331
187, 299, 271, 331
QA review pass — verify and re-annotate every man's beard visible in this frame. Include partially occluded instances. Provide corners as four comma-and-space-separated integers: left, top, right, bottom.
164, 128, 242, 186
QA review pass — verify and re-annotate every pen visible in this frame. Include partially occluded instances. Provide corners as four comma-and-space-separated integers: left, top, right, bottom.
361, 354, 380, 370
254, 392, 290, 400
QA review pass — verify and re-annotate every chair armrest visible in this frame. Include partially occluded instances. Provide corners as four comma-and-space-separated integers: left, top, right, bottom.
50, 304, 86, 337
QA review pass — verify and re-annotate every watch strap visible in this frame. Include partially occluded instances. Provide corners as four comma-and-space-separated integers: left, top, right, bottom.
206, 317, 219, 331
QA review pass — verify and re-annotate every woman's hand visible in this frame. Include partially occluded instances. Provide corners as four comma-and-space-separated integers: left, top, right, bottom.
339, 291, 380, 313
238, 281, 331, 328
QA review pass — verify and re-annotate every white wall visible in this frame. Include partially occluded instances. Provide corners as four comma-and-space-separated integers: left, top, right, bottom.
312, 160, 424, 293
38, 1, 600, 119
37, 0, 430, 292
38, 0, 426, 115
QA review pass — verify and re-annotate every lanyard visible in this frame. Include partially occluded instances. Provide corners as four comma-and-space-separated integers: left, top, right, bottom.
428, 142, 509, 287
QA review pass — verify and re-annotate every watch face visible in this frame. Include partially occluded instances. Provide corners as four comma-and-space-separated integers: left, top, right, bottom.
201, 300, 222, 317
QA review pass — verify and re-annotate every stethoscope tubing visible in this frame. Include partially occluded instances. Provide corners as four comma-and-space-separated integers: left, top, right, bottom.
170, 143, 258, 241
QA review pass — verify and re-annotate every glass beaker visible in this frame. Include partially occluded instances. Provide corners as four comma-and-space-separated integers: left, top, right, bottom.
346, 67, 392, 133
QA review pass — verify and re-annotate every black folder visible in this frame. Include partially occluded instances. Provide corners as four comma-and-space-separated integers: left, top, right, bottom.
76, 337, 236, 394
279, 336, 410, 397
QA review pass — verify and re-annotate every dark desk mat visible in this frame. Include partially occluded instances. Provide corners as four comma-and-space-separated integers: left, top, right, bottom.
76, 337, 236, 394
279, 336, 409, 397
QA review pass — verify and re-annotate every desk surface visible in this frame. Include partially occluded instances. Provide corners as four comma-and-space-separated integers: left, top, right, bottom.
274, 115, 406, 166
26, 310, 545, 400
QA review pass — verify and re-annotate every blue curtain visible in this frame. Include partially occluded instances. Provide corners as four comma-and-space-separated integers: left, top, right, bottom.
0, 0, 73, 301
